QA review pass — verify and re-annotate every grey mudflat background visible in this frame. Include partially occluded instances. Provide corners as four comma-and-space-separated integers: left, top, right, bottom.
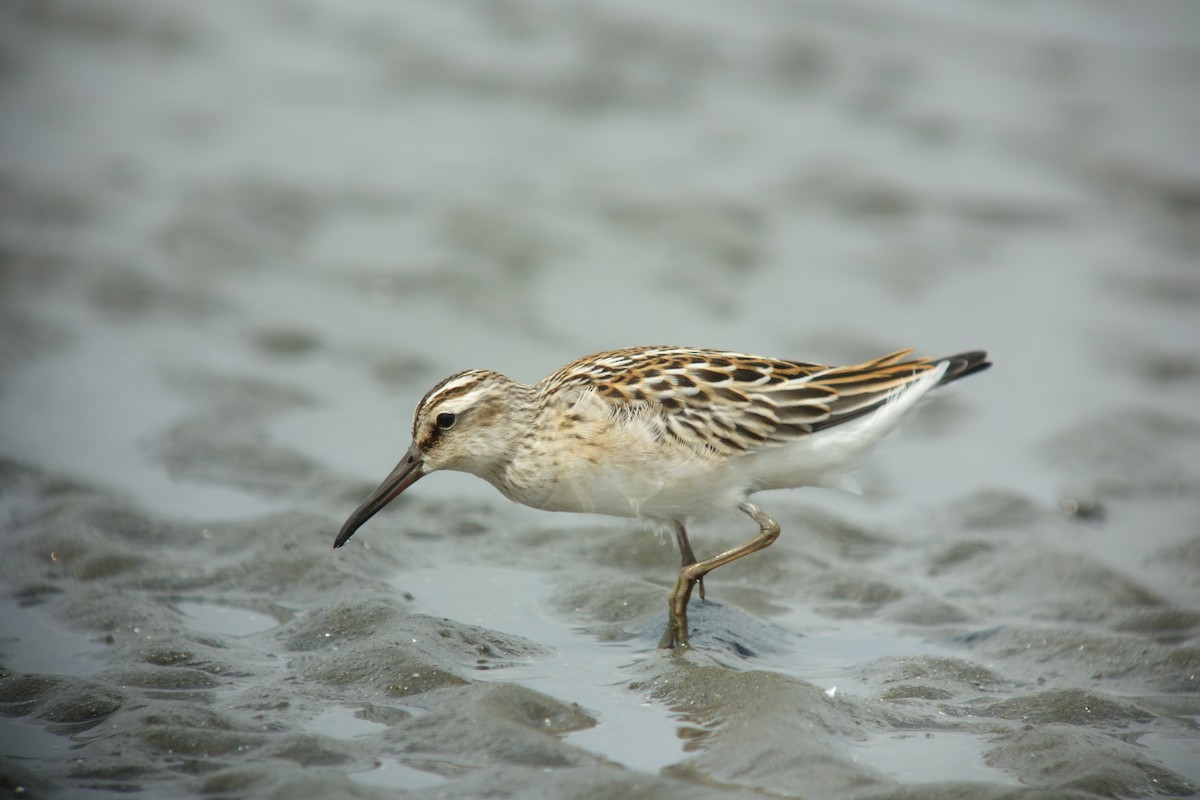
2, 2, 1198, 798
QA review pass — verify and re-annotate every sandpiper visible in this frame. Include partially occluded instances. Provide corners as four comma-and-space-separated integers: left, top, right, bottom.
335, 346, 990, 648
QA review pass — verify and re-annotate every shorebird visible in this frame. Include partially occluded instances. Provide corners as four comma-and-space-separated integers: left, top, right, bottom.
335, 346, 990, 648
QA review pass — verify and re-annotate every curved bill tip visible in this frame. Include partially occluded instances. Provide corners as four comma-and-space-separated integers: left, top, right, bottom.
333, 447, 424, 548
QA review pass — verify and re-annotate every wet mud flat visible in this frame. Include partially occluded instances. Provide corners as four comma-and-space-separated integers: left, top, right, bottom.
2, 441, 1198, 799
3, 0, 1200, 797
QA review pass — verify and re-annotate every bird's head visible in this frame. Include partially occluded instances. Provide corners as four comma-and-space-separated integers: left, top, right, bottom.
332, 370, 524, 547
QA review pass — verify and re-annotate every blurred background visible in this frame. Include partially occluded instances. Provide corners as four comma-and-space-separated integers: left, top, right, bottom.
2, 1, 1198, 797
2, 0, 1198, 516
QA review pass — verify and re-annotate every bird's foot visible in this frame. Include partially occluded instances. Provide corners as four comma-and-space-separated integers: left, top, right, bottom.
657, 621, 686, 649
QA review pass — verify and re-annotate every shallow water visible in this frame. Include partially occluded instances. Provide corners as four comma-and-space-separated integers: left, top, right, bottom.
0, 591, 109, 679
400, 567, 686, 775
2, 1, 1200, 798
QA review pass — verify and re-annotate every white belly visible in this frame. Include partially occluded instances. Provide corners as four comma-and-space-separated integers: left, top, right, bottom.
531, 457, 744, 521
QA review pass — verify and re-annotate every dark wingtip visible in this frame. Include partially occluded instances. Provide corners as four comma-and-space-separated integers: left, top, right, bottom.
938, 350, 991, 385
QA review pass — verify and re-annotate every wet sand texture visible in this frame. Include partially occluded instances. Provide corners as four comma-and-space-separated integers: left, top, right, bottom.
2, 2, 1199, 798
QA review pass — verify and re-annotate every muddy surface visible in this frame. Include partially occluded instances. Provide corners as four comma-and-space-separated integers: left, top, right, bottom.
2, 2, 1199, 798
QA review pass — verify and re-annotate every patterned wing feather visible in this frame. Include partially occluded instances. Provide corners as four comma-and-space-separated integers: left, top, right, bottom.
546, 346, 986, 457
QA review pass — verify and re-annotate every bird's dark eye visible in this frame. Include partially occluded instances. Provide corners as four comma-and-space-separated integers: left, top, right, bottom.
435, 412, 457, 430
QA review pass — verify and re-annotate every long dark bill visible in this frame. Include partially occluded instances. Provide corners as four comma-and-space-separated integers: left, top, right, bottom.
333, 446, 425, 548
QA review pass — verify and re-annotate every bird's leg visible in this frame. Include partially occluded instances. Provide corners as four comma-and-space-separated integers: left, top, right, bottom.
657, 522, 705, 650
662, 525, 700, 652
658, 569, 698, 649
673, 522, 705, 600
659, 502, 781, 650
